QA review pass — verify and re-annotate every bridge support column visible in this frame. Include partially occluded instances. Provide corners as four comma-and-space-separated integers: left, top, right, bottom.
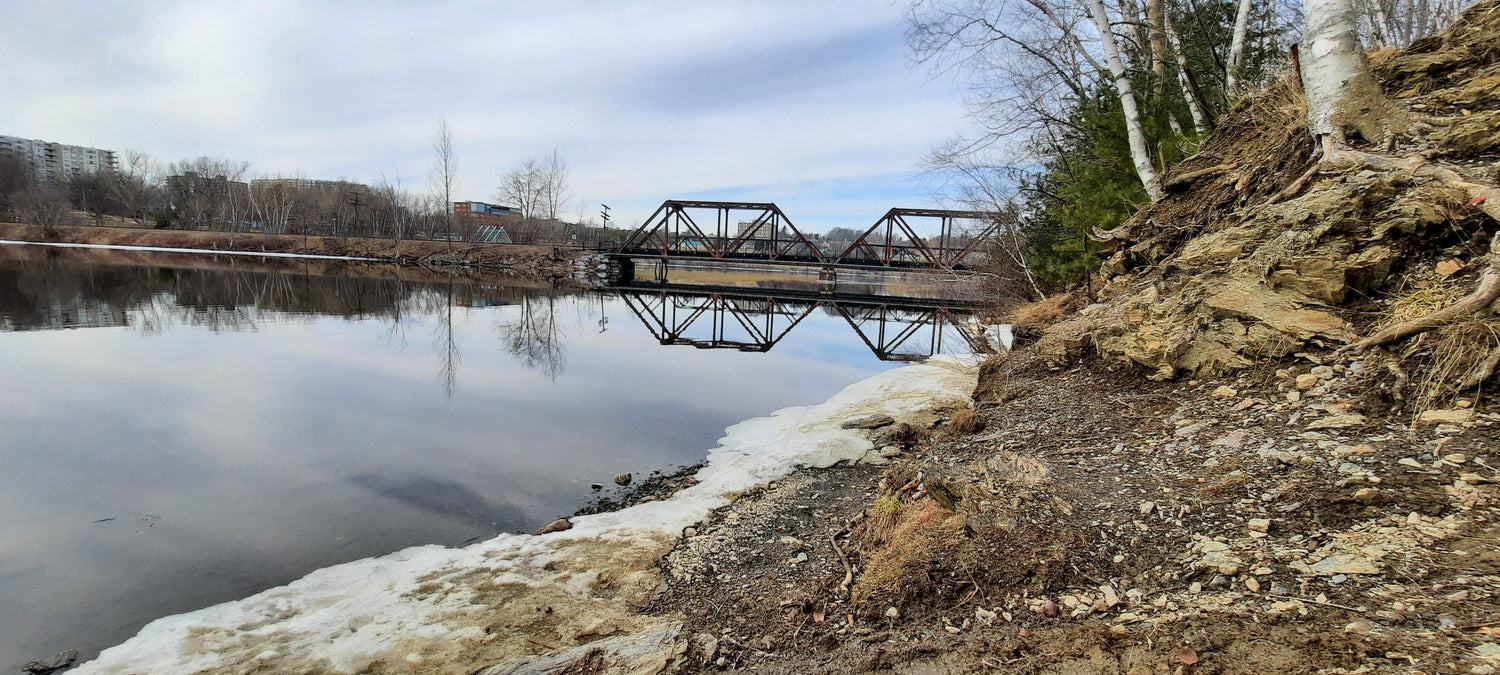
818, 266, 838, 295
607, 256, 636, 284
653, 257, 670, 283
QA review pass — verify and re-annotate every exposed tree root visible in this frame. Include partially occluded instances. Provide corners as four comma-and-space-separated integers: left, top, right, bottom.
1461, 344, 1500, 390
1162, 163, 1236, 192
1273, 139, 1500, 352
1347, 234, 1500, 351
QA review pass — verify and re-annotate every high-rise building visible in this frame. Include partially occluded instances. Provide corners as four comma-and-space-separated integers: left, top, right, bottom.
0, 135, 118, 183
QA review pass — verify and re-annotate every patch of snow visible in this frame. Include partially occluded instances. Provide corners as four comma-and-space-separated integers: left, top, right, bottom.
76, 355, 980, 675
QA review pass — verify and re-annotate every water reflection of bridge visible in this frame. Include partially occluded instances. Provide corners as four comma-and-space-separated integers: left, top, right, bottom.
615, 286, 989, 362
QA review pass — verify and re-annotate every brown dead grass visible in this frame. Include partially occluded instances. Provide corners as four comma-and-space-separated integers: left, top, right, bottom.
1005, 292, 1086, 332
851, 498, 970, 605
1406, 317, 1500, 415
938, 409, 986, 439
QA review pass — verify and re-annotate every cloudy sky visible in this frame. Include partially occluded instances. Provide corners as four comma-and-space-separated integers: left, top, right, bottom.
0, 1, 968, 231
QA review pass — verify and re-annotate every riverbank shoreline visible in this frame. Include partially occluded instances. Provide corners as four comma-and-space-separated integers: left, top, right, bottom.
640, 348, 1500, 673
0, 237, 590, 291
0, 223, 586, 278
71, 356, 982, 674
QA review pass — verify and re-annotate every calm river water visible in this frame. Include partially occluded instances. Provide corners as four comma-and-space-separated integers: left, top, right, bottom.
0, 244, 979, 669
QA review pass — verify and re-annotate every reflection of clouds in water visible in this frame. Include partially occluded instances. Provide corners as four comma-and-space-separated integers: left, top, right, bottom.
348, 474, 526, 530
0, 249, 956, 672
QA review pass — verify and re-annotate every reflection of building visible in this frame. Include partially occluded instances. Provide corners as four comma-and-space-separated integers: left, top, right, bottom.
1, 299, 129, 332
0, 135, 117, 184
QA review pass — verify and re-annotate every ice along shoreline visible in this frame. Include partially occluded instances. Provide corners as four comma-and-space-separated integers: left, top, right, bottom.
75, 355, 981, 675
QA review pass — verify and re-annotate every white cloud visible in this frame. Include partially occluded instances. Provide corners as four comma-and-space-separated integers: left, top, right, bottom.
0, 1, 964, 228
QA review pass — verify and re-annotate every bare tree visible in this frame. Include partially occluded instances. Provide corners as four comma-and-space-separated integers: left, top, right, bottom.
111, 150, 160, 226
496, 150, 571, 224
250, 178, 298, 234
430, 119, 457, 245
497, 157, 543, 220
165, 156, 250, 230
1164, 10, 1210, 132
538, 149, 571, 222
1355, 0, 1467, 47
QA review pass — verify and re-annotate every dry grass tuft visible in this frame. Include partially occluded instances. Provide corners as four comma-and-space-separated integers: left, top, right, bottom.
1005, 292, 1086, 331
1406, 317, 1500, 416
851, 498, 970, 605
938, 409, 986, 439
1198, 470, 1252, 498
879, 422, 928, 449
1382, 275, 1467, 325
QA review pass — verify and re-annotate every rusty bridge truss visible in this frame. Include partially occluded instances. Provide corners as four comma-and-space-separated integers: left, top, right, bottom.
617, 201, 999, 271
832, 208, 999, 269
616, 287, 990, 361
617, 200, 824, 264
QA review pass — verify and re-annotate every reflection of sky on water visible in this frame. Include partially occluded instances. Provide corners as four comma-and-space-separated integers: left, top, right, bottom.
0, 252, 980, 671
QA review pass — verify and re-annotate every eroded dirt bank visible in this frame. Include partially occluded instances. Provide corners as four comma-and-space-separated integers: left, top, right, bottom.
0, 223, 585, 278
644, 350, 1500, 674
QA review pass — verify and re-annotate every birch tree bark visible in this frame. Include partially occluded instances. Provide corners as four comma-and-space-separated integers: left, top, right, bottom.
1085, 0, 1163, 199
1164, 10, 1208, 132
1226, 0, 1254, 94
1147, 0, 1171, 95
1303, 0, 1389, 143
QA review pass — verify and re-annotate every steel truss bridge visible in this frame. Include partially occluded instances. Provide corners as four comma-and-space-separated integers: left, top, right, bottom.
614, 286, 990, 362
615, 200, 998, 271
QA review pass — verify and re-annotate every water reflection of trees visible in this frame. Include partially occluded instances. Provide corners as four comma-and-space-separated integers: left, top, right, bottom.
0, 254, 579, 389
497, 295, 567, 381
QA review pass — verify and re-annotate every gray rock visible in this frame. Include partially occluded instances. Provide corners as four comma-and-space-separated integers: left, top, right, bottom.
533, 518, 572, 535
23, 650, 77, 674
615, 473, 633, 486
841, 415, 895, 430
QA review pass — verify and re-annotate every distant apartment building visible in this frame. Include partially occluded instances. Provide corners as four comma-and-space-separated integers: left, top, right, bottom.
166, 171, 250, 205
250, 178, 369, 193
0, 134, 118, 183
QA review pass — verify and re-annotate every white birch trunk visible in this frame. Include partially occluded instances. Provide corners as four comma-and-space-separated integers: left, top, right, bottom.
1086, 0, 1163, 199
1164, 10, 1208, 132
1227, 0, 1254, 93
1303, 0, 1375, 138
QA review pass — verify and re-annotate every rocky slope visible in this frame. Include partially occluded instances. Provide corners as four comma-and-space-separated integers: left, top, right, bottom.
1037, 0, 1500, 383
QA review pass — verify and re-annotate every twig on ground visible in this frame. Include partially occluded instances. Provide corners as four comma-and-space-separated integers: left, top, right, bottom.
830, 533, 854, 594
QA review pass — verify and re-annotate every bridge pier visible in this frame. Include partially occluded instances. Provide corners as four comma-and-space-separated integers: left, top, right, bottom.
818, 266, 837, 295
607, 255, 636, 284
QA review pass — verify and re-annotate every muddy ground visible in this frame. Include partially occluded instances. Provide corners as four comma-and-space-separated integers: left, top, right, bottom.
645, 350, 1500, 674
